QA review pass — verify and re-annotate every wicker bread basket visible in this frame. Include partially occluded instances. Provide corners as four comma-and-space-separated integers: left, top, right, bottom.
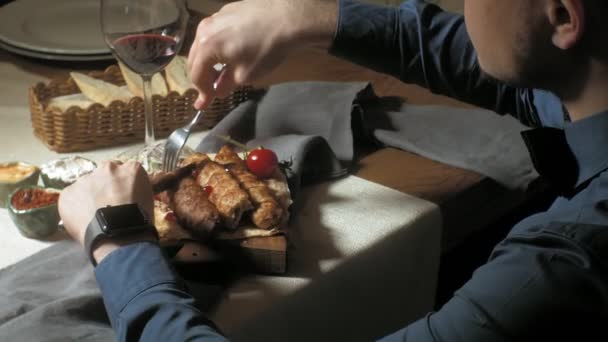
28, 65, 251, 153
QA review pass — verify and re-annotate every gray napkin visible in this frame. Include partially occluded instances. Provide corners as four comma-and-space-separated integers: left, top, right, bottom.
198, 82, 376, 195
198, 82, 537, 191
0, 241, 114, 341
363, 101, 538, 189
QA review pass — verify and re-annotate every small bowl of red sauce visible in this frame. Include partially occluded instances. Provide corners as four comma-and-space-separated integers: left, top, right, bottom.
7, 186, 61, 239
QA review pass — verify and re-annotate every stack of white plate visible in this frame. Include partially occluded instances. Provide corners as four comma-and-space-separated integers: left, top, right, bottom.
0, 0, 113, 61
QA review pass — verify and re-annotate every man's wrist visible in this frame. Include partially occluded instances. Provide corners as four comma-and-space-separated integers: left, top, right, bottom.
282, 0, 339, 50
92, 232, 158, 265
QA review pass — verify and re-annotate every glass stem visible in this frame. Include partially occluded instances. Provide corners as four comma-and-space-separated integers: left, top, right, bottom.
142, 74, 155, 146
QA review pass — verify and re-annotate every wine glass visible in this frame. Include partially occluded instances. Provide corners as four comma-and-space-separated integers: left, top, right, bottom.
100, 0, 189, 170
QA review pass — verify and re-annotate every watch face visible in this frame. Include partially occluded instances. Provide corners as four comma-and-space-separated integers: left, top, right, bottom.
97, 204, 149, 234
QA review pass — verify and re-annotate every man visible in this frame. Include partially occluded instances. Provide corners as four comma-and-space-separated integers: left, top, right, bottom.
59, 0, 608, 340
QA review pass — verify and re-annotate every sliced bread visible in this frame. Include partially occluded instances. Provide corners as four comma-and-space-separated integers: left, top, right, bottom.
118, 62, 168, 97
47, 93, 95, 111
70, 72, 133, 106
164, 55, 194, 94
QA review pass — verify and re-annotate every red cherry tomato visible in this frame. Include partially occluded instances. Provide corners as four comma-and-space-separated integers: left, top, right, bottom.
246, 148, 278, 178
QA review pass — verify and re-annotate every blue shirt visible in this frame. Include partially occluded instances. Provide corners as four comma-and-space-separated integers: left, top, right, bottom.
95, 0, 608, 340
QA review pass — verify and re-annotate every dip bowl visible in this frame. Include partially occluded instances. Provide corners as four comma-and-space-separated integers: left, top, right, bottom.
0, 162, 40, 208
7, 186, 61, 239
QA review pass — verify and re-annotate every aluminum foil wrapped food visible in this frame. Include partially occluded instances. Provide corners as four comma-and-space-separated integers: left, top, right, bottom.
40, 156, 97, 189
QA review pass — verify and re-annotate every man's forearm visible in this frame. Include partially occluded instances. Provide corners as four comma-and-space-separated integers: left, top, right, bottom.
95, 242, 227, 341
330, 0, 473, 89
328, 0, 551, 127
283, 0, 339, 50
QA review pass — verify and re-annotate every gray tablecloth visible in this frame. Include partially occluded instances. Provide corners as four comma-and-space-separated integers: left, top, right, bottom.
0, 82, 536, 341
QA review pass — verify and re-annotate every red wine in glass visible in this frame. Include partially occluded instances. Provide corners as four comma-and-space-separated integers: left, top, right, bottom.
112, 34, 178, 75
101, 0, 188, 170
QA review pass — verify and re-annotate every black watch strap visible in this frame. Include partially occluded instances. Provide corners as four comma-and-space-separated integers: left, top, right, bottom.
84, 216, 106, 267
84, 204, 158, 267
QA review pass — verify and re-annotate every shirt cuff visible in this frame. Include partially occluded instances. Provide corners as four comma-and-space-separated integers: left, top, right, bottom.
328, 0, 397, 65
329, 0, 359, 57
95, 241, 183, 320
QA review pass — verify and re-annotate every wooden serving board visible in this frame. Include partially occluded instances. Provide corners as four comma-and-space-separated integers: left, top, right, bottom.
154, 149, 289, 275
172, 235, 287, 275
237, 235, 287, 274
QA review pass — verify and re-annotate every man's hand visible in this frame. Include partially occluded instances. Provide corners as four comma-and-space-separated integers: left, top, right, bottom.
58, 161, 154, 263
188, 0, 338, 109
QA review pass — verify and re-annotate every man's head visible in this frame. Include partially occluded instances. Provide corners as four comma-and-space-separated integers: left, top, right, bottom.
464, 0, 606, 91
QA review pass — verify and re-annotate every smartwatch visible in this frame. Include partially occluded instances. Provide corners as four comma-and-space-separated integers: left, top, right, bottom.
84, 203, 158, 266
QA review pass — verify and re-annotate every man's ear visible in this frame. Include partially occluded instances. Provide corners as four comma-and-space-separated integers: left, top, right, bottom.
548, 0, 585, 49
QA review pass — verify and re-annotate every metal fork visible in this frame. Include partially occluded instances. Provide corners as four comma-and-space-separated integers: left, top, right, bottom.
162, 64, 227, 171
162, 109, 205, 172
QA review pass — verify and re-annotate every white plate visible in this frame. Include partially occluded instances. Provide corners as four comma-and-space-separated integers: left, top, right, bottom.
0, 0, 110, 55
0, 39, 114, 62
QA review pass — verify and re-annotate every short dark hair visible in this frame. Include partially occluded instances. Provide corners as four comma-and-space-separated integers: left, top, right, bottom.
584, 0, 608, 57
586, 0, 608, 16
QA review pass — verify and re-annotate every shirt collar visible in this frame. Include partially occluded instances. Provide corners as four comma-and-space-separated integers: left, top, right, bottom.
564, 110, 608, 188
521, 109, 608, 196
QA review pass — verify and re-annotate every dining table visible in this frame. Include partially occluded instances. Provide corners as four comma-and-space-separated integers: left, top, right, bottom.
0, 5, 533, 341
